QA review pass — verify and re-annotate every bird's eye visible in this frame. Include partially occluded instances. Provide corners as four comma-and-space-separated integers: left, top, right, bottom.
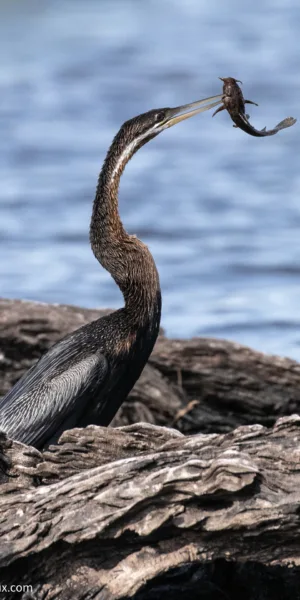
155, 111, 166, 123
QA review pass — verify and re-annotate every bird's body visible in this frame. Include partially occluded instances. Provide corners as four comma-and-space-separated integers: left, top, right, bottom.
0, 93, 222, 449
0, 306, 160, 448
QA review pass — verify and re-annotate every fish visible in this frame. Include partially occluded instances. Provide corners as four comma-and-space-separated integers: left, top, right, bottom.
213, 77, 296, 137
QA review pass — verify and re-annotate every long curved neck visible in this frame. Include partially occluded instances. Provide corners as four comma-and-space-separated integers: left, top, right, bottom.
90, 131, 161, 324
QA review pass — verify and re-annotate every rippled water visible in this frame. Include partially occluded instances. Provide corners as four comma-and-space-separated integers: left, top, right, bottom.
0, 0, 300, 358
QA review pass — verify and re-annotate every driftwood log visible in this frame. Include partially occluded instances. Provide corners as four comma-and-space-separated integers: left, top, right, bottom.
1, 298, 300, 434
0, 418, 300, 599
1, 298, 300, 598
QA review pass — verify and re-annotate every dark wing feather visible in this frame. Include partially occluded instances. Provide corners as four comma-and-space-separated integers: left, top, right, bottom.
0, 335, 108, 448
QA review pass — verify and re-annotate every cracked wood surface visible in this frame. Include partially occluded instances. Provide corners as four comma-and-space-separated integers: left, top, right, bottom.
0, 418, 300, 598
1, 298, 300, 598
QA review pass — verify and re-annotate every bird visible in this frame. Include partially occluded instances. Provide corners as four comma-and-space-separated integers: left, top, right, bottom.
0, 93, 222, 449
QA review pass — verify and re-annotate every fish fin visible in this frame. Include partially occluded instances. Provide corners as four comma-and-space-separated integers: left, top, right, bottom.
245, 100, 259, 107
273, 117, 297, 131
212, 105, 225, 117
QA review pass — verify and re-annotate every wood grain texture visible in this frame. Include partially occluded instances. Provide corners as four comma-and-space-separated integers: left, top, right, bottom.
0, 418, 300, 599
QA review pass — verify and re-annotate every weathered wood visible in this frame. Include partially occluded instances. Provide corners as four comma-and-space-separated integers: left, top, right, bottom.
150, 336, 300, 432
2, 298, 300, 434
0, 417, 300, 599
1, 298, 300, 598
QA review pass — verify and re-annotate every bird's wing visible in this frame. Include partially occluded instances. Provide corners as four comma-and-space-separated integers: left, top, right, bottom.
0, 336, 108, 447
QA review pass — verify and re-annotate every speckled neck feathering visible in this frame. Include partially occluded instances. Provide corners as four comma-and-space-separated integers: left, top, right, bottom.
90, 123, 160, 320
0, 94, 223, 449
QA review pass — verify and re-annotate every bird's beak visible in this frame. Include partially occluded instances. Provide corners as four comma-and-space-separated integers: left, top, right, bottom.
162, 94, 223, 129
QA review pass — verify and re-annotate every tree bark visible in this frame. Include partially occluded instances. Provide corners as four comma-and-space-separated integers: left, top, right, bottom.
1, 298, 300, 434
0, 417, 300, 599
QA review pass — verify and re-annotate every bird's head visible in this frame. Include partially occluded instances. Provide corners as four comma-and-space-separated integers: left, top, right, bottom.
116, 94, 223, 152
103, 94, 223, 183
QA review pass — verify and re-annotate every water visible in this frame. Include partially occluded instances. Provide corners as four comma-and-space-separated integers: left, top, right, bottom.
0, 0, 300, 359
